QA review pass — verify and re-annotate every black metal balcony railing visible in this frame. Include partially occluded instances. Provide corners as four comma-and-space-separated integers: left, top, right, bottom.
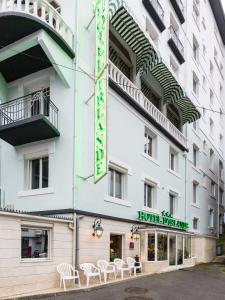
150, 0, 164, 20
176, 0, 184, 12
143, 0, 165, 32
0, 90, 59, 146
0, 90, 58, 128
169, 26, 184, 54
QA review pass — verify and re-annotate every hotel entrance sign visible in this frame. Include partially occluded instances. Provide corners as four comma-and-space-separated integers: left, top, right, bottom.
137, 211, 189, 230
94, 0, 108, 183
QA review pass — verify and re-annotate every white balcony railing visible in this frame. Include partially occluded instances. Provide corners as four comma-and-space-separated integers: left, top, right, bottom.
0, 0, 74, 49
108, 61, 187, 149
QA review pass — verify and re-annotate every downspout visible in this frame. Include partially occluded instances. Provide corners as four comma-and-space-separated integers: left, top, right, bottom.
217, 161, 220, 239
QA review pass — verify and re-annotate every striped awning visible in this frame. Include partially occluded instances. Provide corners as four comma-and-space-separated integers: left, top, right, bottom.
109, 0, 201, 124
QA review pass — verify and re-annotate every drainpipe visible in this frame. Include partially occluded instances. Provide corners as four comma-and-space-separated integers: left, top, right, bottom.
217, 161, 220, 239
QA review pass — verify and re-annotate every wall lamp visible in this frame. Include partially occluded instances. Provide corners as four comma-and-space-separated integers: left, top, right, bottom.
92, 218, 104, 238
131, 225, 139, 241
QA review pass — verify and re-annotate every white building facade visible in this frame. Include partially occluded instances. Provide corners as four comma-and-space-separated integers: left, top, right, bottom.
0, 0, 224, 279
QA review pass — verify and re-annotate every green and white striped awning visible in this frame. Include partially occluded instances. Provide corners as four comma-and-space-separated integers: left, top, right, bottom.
109, 0, 201, 124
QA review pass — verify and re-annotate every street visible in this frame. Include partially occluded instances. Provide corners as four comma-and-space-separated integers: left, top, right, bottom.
21, 262, 225, 300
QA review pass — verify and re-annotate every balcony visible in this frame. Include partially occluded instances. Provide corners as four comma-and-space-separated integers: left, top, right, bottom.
108, 61, 187, 150
0, 90, 59, 146
170, 0, 185, 24
142, 0, 165, 32
0, 0, 74, 56
168, 26, 185, 64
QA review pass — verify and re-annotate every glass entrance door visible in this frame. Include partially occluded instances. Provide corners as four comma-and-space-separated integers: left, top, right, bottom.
169, 234, 176, 266
110, 234, 123, 262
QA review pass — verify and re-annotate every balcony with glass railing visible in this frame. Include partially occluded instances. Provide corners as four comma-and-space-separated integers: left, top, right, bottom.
142, 0, 165, 32
0, 89, 59, 146
168, 26, 185, 64
108, 61, 187, 149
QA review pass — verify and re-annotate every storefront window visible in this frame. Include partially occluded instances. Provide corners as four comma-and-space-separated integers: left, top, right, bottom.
157, 233, 167, 261
147, 233, 155, 261
177, 235, 183, 265
21, 227, 49, 259
184, 236, 191, 259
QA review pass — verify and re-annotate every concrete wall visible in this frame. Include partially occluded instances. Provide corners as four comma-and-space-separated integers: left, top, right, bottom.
0, 212, 73, 299
192, 236, 216, 263
78, 216, 140, 265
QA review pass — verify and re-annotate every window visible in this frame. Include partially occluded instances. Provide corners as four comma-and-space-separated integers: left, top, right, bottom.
193, 217, 199, 230
210, 60, 214, 75
220, 134, 223, 149
144, 183, 155, 209
193, 35, 199, 62
169, 148, 178, 172
202, 75, 206, 89
193, 121, 197, 130
214, 47, 218, 63
147, 233, 155, 261
210, 89, 214, 107
157, 233, 168, 261
170, 56, 179, 75
203, 44, 206, 57
193, 145, 198, 167
209, 209, 214, 228
49, 1, 61, 13
108, 168, 124, 199
21, 227, 50, 259
219, 161, 223, 179
210, 118, 214, 136
210, 149, 214, 170
202, 17, 206, 30
184, 236, 191, 259
193, 72, 199, 96
203, 140, 207, 152
193, 181, 198, 204
193, 0, 200, 25
219, 189, 224, 204
169, 193, 176, 215
211, 181, 216, 197
144, 128, 157, 158
28, 157, 49, 190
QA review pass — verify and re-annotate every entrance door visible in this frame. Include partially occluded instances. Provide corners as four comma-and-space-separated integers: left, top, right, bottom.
169, 234, 176, 266
110, 234, 123, 262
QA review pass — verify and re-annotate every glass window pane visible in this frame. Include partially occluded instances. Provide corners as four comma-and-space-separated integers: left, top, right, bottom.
21, 227, 49, 259
184, 236, 191, 259
115, 171, 122, 199
169, 195, 174, 214
42, 157, 49, 188
31, 159, 40, 189
177, 235, 183, 265
148, 233, 155, 261
169, 234, 176, 265
157, 233, 167, 261
147, 185, 152, 208
108, 168, 114, 197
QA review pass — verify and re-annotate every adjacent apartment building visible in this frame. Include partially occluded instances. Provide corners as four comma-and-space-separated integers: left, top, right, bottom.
0, 0, 225, 283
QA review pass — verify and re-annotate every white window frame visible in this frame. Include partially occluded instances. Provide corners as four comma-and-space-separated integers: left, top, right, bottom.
209, 208, 214, 228
192, 217, 199, 231
28, 156, 49, 190
193, 181, 199, 205
144, 181, 157, 210
169, 148, 178, 172
144, 127, 157, 159
211, 181, 216, 198
108, 167, 125, 200
169, 193, 177, 215
193, 145, 199, 168
21, 225, 52, 262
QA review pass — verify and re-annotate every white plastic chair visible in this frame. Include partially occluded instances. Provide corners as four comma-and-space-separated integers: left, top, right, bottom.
80, 263, 101, 287
57, 263, 81, 291
97, 259, 117, 283
114, 258, 131, 279
127, 257, 142, 276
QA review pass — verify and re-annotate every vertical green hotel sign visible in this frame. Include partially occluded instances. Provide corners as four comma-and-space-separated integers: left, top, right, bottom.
94, 0, 108, 183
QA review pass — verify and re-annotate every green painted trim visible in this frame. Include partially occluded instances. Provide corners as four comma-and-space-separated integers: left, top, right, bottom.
38, 30, 74, 88
0, 30, 73, 88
